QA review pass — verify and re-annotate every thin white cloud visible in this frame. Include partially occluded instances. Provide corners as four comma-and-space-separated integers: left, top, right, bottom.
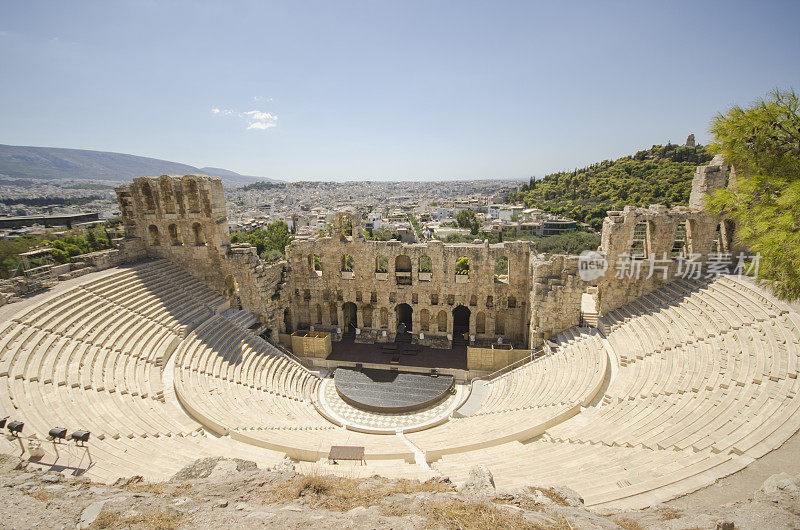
211, 106, 277, 130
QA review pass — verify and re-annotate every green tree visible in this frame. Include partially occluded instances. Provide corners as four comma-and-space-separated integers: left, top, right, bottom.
707, 89, 800, 300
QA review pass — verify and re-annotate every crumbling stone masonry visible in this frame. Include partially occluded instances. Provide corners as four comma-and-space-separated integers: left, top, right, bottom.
110, 154, 737, 366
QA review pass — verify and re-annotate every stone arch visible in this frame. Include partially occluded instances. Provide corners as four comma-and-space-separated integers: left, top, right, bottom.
342, 302, 357, 331
192, 222, 205, 246
437, 310, 447, 333
159, 178, 175, 214
375, 255, 388, 273
363, 306, 373, 328
380, 307, 389, 328
396, 303, 412, 334
476, 311, 486, 334
329, 303, 338, 326
168, 223, 181, 246
148, 224, 160, 246
141, 181, 156, 211
495, 311, 505, 335
223, 274, 239, 298
420, 308, 430, 332
395, 255, 412, 285
185, 178, 200, 213
283, 308, 292, 333
453, 305, 470, 339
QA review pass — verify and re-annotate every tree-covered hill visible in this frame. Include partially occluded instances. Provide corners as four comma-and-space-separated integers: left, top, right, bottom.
509, 144, 713, 230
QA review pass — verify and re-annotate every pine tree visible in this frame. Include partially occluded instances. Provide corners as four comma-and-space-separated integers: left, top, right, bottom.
707, 89, 800, 300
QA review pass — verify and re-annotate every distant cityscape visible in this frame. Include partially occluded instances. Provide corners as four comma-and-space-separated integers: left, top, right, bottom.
0, 176, 581, 246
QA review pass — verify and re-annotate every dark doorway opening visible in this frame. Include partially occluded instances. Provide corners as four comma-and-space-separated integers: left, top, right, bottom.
452, 305, 470, 344
395, 303, 412, 342
342, 302, 357, 340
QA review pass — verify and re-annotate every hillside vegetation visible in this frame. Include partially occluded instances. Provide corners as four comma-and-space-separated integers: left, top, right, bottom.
509, 144, 713, 230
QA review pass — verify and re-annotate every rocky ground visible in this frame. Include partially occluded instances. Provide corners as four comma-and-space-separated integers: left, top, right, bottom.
1, 454, 799, 529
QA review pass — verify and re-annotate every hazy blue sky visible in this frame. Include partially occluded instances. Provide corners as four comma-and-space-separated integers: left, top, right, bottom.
1, 1, 798, 180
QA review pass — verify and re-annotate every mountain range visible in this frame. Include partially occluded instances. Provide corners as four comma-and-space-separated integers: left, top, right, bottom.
0, 144, 277, 186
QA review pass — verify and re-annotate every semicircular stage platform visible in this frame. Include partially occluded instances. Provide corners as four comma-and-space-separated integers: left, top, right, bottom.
333, 367, 455, 413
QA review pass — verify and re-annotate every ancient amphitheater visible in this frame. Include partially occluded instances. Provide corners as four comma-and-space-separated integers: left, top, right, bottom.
1, 155, 798, 511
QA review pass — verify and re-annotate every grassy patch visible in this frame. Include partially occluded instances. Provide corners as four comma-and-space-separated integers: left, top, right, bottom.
421, 498, 567, 530
90, 509, 183, 530
656, 506, 683, 521
613, 517, 645, 530
262, 474, 455, 512
27, 489, 55, 502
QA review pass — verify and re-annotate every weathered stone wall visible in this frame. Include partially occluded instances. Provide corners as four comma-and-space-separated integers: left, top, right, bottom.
115, 175, 287, 332
284, 213, 533, 348
528, 255, 585, 348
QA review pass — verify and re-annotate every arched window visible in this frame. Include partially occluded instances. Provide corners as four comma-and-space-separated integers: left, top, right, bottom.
185, 178, 200, 213
141, 182, 156, 211
508, 295, 517, 309
672, 221, 689, 258
192, 222, 205, 246
380, 307, 388, 328
486, 295, 494, 308
168, 223, 181, 246
455, 256, 470, 275
283, 309, 292, 333
341, 254, 354, 272
363, 306, 373, 328
630, 222, 649, 259
160, 179, 175, 214
224, 275, 238, 299
420, 309, 429, 332
495, 311, 505, 335
494, 256, 509, 283
309, 254, 322, 276
148, 224, 160, 246
437, 310, 447, 333
469, 294, 477, 306
375, 255, 388, 273
395, 255, 412, 285
476, 311, 486, 334
329, 303, 338, 326
315, 304, 322, 325
419, 255, 432, 275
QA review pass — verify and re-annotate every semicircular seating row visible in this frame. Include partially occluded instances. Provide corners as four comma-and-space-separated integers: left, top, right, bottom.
0, 260, 287, 481
173, 317, 609, 461
432, 274, 800, 510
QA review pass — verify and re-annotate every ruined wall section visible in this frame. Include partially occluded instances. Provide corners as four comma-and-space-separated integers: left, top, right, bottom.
528, 255, 585, 348
284, 219, 533, 348
115, 175, 287, 330
688, 154, 729, 209
595, 156, 736, 315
